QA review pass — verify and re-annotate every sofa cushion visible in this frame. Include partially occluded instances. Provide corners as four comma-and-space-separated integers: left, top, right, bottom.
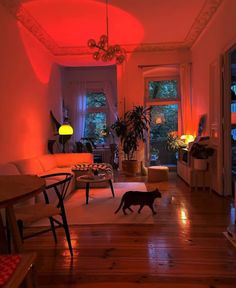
13, 157, 44, 175
39, 167, 73, 177
0, 163, 20, 175
53, 153, 93, 167
38, 154, 57, 172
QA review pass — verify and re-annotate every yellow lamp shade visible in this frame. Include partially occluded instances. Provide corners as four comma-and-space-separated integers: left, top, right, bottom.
180, 134, 194, 144
59, 124, 73, 135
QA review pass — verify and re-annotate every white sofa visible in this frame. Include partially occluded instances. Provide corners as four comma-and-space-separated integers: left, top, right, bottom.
0, 153, 94, 204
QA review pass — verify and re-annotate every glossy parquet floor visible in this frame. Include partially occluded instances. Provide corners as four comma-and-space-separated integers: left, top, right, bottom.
22, 171, 236, 288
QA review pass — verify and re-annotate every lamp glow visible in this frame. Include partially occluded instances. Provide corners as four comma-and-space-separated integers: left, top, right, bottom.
180, 134, 194, 145
59, 124, 73, 135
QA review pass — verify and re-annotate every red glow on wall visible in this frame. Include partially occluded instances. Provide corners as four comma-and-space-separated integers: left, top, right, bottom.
23, 0, 144, 50
18, 22, 52, 84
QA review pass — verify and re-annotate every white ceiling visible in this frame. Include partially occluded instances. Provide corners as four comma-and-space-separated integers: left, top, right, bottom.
1, 0, 223, 65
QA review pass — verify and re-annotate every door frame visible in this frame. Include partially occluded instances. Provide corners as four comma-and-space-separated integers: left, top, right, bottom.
222, 44, 236, 196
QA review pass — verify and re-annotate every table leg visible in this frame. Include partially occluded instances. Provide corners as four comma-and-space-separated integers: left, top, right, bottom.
109, 180, 115, 197
86, 182, 90, 205
6, 205, 23, 253
0, 210, 8, 253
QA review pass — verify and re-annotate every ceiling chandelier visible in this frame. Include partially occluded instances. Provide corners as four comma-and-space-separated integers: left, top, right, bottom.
87, 0, 126, 65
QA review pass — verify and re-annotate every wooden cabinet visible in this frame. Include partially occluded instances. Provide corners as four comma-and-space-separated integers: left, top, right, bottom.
177, 148, 211, 189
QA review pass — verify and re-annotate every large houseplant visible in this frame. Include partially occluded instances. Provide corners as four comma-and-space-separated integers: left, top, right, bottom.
111, 105, 152, 176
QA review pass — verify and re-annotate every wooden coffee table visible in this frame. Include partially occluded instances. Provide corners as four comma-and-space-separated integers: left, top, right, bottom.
77, 174, 115, 204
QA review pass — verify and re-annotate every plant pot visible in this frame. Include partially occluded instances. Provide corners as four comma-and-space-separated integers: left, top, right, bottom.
193, 158, 208, 171
122, 160, 139, 176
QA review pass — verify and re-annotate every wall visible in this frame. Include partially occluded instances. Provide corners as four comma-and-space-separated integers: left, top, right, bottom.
191, 0, 236, 195
191, 0, 236, 132
117, 49, 191, 115
0, 4, 62, 164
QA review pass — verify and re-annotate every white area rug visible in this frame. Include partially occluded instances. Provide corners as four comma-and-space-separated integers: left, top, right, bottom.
34, 182, 162, 226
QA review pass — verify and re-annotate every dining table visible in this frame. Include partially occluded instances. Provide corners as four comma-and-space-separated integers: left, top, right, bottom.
0, 175, 46, 253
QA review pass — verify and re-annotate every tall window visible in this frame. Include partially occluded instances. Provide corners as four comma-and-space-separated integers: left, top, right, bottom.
84, 90, 108, 145
145, 77, 181, 166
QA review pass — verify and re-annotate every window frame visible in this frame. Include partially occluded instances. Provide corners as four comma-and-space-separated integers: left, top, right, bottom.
144, 75, 182, 165
84, 88, 110, 145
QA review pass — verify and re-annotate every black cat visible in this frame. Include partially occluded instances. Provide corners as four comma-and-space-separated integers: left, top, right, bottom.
114, 188, 162, 215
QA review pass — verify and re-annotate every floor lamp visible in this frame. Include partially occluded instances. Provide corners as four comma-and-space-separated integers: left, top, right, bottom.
59, 120, 74, 153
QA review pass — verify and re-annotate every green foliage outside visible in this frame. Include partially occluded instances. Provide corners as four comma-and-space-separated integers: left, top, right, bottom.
86, 92, 106, 108
148, 79, 179, 165
149, 80, 177, 99
84, 91, 107, 144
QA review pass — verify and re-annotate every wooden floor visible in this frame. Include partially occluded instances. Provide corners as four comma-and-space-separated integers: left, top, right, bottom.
22, 171, 236, 288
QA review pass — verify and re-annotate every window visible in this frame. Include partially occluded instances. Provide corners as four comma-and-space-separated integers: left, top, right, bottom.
84, 90, 108, 145
148, 80, 178, 100
145, 77, 181, 166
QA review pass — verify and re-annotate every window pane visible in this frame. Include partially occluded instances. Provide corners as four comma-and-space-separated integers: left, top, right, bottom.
86, 91, 106, 108
149, 104, 178, 166
148, 80, 178, 99
84, 112, 106, 144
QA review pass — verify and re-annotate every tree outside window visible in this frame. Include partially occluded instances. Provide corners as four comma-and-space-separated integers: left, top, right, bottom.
146, 78, 181, 166
84, 91, 108, 145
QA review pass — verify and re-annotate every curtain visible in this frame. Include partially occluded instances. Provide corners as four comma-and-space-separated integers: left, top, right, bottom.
180, 63, 193, 135
66, 81, 87, 142
104, 80, 117, 124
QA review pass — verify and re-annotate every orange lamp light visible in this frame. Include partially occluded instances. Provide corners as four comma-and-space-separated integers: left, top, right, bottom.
180, 134, 194, 145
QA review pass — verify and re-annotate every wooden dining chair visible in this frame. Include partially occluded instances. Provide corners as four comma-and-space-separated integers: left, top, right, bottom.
13, 173, 74, 256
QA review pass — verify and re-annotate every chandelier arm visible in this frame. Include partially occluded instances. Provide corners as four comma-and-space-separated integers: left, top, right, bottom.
94, 44, 108, 53
87, 0, 126, 64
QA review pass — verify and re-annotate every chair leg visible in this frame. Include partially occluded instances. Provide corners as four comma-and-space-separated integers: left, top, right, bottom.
60, 206, 73, 256
5, 217, 11, 253
49, 217, 57, 243
17, 220, 24, 240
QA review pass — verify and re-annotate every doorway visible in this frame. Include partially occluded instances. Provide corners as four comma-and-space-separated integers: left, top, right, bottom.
222, 45, 236, 197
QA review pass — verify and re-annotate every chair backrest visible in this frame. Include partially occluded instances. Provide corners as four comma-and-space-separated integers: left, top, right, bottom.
40, 173, 73, 207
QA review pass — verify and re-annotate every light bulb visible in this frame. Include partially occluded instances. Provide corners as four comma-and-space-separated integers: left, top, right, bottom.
88, 39, 96, 48
93, 51, 100, 60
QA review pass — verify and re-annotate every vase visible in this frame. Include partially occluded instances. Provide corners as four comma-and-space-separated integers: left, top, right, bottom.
122, 160, 139, 176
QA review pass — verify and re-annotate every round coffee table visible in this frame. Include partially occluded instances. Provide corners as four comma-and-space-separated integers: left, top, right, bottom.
77, 174, 115, 204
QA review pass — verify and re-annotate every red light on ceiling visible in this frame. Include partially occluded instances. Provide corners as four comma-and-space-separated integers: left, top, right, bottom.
23, 0, 144, 51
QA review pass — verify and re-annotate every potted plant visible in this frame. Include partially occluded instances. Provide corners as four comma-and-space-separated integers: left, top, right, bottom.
166, 131, 187, 152
190, 142, 214, 170
111, 105, 152, 176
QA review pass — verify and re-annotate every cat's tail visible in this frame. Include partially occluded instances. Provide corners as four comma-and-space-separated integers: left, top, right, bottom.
114, 195, 124, 214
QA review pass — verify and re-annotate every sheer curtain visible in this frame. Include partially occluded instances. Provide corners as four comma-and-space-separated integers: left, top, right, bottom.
180, 63, 193, 135
66, 81, 87, 142
65, 79, 117, 148
103, 80, 117, 124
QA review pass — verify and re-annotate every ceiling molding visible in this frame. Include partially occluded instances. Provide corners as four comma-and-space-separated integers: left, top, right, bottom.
184, 0, 223, 46
0, 0, 224, 56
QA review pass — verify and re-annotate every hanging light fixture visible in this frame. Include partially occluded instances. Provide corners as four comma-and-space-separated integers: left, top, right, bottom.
87, 0, 126, 65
